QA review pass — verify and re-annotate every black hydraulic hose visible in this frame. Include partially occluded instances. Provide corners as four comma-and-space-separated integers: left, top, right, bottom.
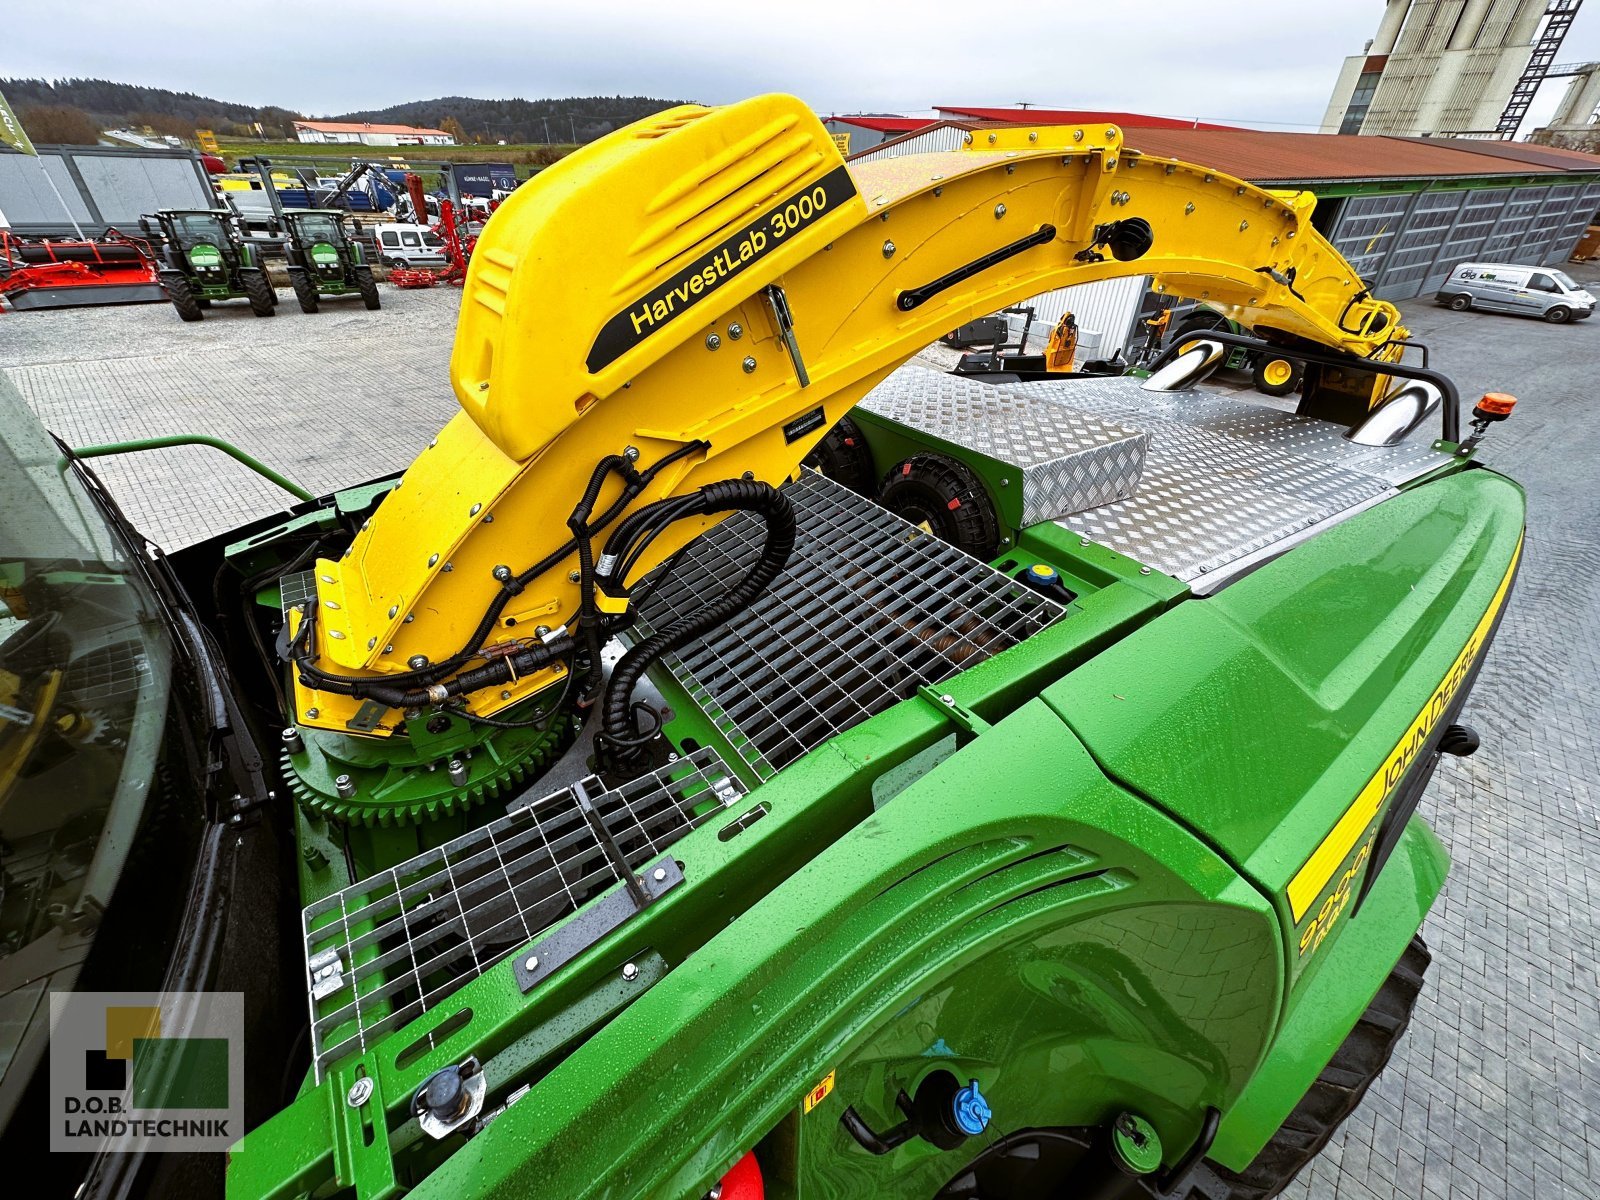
291, 441, 708, 698
292, 610, 572, 709
600, 479, 796, 755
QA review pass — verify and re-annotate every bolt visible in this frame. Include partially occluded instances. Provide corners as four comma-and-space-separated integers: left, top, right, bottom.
882, 239, 896, 258
328, 630, 346, 640
483, 513, 495, 522
940, 693, 956, 706
569, 569, 582, 582
987, 133, 997, 144
653, 867, 668, 882
1185, 202, 1195, 215
622, 962, 639, 982
535, 624, 551, 636
963, 132, 973, 144
994, 203, 1007, 219
624, 445, 640, 461
281, 726, 304, 754
524, 955, 539, 972
501, 690, 512, 700
705, 332, 722, 350
388, 604, 399, 619
306, 707, 320, 720
1105, 128, 1116, 139
442, 562, 453, 573
404, 613, 415, 623
384, 645, 393, 654
366, 637, 377, 650
346, 1077, 373, 1108
335, 774, 356, 799
1028, 131, 1038, 142
1239, 220, 1249, 232
448, 759, 468, 787
493, 564, 512, 582
469, 502, 482, 517
1000, 478, 1010, 486
428, 553, 439, 568
301, 844, 328, 869
727, 322, 743, 339
1073, 129, 1084, 142
408, 654, 429, 669
742, 356, 757, 374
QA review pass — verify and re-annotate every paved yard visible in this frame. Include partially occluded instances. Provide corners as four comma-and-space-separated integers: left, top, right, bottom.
5, 275, 1599, 1198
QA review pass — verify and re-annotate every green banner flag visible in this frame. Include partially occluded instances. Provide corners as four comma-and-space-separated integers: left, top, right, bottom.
0, 89, 37, 156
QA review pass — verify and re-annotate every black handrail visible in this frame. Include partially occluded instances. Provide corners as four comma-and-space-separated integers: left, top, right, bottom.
1148, 329, 1461, 443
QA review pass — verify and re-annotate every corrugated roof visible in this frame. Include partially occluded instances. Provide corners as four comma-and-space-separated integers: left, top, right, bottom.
828, 115, 933, 133
1397, 137, 1600, 172
294, 120, 451, 137
1118, 129, 1600, 183
937, 106, 1239, 131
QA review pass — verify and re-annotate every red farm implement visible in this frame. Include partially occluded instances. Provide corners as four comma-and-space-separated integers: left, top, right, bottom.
0, 229, 166, 311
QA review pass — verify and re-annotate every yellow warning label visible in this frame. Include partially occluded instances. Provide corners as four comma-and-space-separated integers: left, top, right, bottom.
803, 1070, 836, 1113
1287, 533, 1522, 923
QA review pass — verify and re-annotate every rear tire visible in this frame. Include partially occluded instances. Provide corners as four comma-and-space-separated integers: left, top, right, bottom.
1204, 937, 1430, 1200
289, 268, 319, 314
242, 269, 276, 317
355, 266, 381, 310
162, 272, 203, 322
1544, 305, 1571, 324
1447, 294, 1471, 311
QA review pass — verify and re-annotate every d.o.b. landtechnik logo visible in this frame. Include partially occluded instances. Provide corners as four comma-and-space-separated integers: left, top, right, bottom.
49, 990, 243, 1153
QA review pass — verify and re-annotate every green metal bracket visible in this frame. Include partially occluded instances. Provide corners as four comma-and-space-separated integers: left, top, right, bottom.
918, 685, 991, 737
70, 435, 315, 503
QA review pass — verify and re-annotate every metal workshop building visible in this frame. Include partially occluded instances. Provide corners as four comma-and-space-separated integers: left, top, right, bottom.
851, 120, 1600, 354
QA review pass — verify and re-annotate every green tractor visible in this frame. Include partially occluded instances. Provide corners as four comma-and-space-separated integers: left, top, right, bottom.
143, 207, 277, 321
282, 209, 381, 314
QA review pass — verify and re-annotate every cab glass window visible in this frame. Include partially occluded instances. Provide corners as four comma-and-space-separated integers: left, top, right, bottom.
1528, 273, 1561, 294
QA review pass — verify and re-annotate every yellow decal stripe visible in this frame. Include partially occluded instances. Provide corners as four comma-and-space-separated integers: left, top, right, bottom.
1287, 533, 1522, 921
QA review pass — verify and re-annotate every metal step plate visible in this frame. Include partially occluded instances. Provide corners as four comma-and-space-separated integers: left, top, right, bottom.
634, 471, 1065, 780
300, 746, 743, 1080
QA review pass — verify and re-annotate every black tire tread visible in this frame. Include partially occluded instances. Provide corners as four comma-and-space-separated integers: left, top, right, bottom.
289, 268, 319, 314
163, 272, 203, 322
355, 266, 381, 310
1203, 936, 1430, 1200
242, 269, 275, 317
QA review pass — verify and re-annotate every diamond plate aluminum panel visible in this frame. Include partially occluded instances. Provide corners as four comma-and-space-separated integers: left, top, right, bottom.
859, 369, 1147, 524
1001, 375, 1451, 585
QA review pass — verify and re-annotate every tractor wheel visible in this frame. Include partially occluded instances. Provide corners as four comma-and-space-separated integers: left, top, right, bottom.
1204, 937, 1430, 1200
242, 269, 276, 317
289, 269, 319, 314
162, 273, 203, 322
197, 298, 212, 309
355, 266, 381, 310
1251, 356, 1303, 397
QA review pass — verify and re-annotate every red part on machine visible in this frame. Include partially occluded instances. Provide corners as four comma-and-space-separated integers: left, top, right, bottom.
0, 229, 163, 311
717, 1152, 763, 1200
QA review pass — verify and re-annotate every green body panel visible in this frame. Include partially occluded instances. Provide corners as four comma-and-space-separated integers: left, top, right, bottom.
222, 444, 1523, 1197
1046, 469, 1522, 977
1211, 815, 1448, 1167
238, 701, 1280, 1200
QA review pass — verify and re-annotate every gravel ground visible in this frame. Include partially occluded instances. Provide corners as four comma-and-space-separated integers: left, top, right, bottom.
5, 272, 1600, 1199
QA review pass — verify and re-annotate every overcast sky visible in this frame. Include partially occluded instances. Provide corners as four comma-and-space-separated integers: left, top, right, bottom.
8, 0, 1600, 134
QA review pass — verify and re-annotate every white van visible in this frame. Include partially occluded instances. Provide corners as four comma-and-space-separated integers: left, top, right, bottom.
374, 223, 450, 270
1436, 262, 1595, 323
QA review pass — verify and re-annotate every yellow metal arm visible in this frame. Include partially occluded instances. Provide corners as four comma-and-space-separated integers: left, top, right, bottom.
294, 94, 1405, 735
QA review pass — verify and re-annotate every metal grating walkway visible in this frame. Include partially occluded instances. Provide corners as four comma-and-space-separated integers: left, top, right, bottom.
634, 471, 1065, 779
300, 746, 743, 1079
